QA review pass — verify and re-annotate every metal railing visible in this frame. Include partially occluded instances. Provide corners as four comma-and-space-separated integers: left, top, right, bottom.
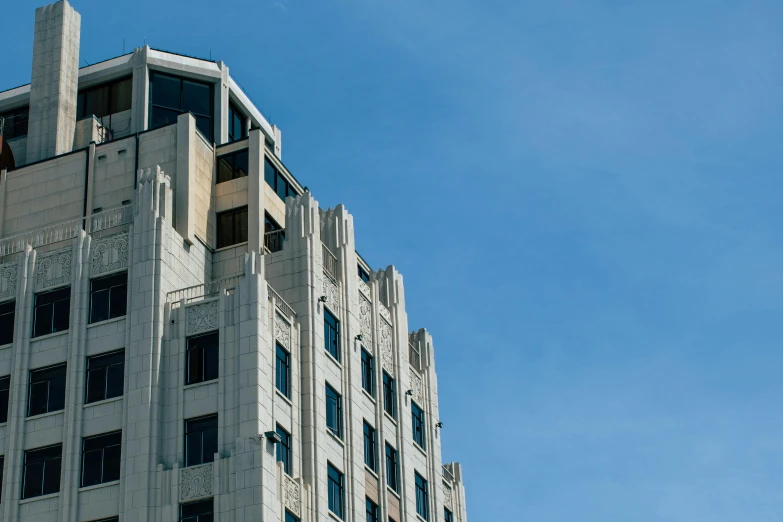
0, 204, 133, 256
264, 230, 284, 253
322, 244, 338, 281
167, 273, 242, 307
268, 283, 296, 318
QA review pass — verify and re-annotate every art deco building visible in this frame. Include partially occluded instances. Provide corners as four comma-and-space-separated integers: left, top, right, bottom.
0, 2, 468, 522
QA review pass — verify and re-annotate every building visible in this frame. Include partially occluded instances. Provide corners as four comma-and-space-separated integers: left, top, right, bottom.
0, 2, 468, 522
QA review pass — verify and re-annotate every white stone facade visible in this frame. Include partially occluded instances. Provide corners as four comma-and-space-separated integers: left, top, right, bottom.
0, 2, 468, 522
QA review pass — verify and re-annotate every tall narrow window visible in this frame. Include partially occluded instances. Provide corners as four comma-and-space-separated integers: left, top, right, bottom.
0, 455, 3, 503
216, 149, 249, 183
185, 415, 218, 467
81, 431, 122, 487
186, 331, 219, 385
363, 421, 377, 472
412, 401, 426, 450
383, 371, 396, 419
361, 348, 375, 396
444, 508, 454, 522
181, 498, 213, 522
325, 383, 342, 438
33, 287, 70, 338
227, 102, 247, 143
385, 443, 399, 493
276, 424, 291, 475
22, 444, 62, 499
86, 350, 125, 404
28, 364, 66, 417
327, 463, 344, 519
216, 206, 248, 249
0, 301, 15, 345
89, 272, 127, 323
0, 376, 9, 423
366, 498, 379, 522
149, 72, 213, 139
358, 265, 370, 283
323, 309, 340, 362
275, 343, 290, 398
415, 472, 429, 521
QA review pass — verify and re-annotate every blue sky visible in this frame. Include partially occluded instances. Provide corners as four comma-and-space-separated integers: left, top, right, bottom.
5, 0, 783, 520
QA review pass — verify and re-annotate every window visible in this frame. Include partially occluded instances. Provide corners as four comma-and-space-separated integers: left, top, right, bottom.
227, 102, 247, 143
323, 309, 340, 362
385, 443, 399, 493
412, 401, 426, 450
285, 511, 300, 522
81, 431, 121, 487
361, 348, 375, 396
22, 444, 61, 499
327, 463, 344, 519
264, 212, 285, 252
276, 424, 291, 475
363, 421, 377, 472
0, 106, 29, 140
358, 265, 370, 283
0, 376, 7, 423
216, 149, 249, 183
28, 363, 66, 417
264, 157, 298, 202
185, 415, 218, 467
366, 498, 379, 522
33, 287, 70, 338
415, 472, 429, 520
149, 72, 213, 139
383, 371, 396, 418
77, 76, 132, 120
325, 383, 342, 438
89, 272, 127, 323
0, 455, 3, 502
0, 301, 14, 345
216, 206, 248, 249
181, 498, 213, 522
444, 508, 454, 522
275, 343, 290, 398
86, 350, 125, 403
186, 331, 219, 385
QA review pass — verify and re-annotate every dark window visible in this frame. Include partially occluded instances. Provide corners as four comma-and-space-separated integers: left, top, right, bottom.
0, 301, 15, 345
81, 431, 122, 487
216, 206, 248, 249
264, 212, 285, 252
444, 508, 454, 522
185, 415, 218, 467
89, 272, 127, 323
415, 472, 429, 520
385, 443, 399, 493
327, 463, 344, 519
77, 76, 132, 119
325, 383, 342, 438
276, 424, 291, 475
33, 287, 70, 338
22, 444, 61, 499
227, 102, 247, 143
363, 421, 377, 472
263, 158, 298, 202
181, 498, 213, 522
0, 106, 29, 140
216, 149, 249, 183
86, 350, 125, 404
366, 498, 379, 522
186, 331, 219, 385
0, 376, 8, 423
361, 348, 374, 396
358, 265, 370, 283
28, 364, 66, 417
323, 309, 340, 362
149, 72, 213, 140
0, 455, 3, 503
285, 511, 300, 522
383, 371, 396, 419
412, 401, 426, 450
275, 343, 290, 398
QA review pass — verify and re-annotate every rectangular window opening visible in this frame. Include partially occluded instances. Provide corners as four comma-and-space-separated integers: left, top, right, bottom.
186, 331, 219, 385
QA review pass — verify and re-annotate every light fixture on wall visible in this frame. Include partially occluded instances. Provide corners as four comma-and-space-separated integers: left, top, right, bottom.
318, 296, 327, 303
264, 431, 282, 444
405, 390, 413, 397
436, 422, 443, 429
355, 334, 363, 342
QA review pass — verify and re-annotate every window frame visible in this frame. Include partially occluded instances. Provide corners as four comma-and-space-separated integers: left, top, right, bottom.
216, 206, 249, 249
263, 157, 299, 202
227, 101, 248, 143
361, 347, 375, 396
89, 272, 128, 324
0, 375, 9, 424
276, 424, 291, 475
216, 148, 249, 183
85, 349, 125, 404
325, 383, 343, 438
0, 300, 15, 346
415, 472, 430, 521
76, 76, 132, 120
184, 414, 218, 467
363, 420, 377, 472
180, 497, 213, 522
33, 287, 71, 338
148, 71, 214, 140
383, 371, 397, 419
27, 363, 67, 417
22, 444, 62, 499
81, 430, 122, 487
327, 462, 345, 519
185, 331, 219, 385
358, 264, 370, 283
412, 400, 426, 450
0, 105, 29, 140
366, 497, 379, 522
323, 308, 341, 362
444, 507, 454, 522
275, 343, 291, 398
385, 442, 399, 493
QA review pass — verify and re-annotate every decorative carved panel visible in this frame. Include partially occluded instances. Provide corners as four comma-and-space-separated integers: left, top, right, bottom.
380, 319, 394, 376
284, 474, 301, 517
35, 249, 72, 291
359, 296, 372, 344
379, 304, 392, 324
322, 275, 339, 311
0, 262, 17, 301
357, 277, 371, 299
180, 463, 213, 501
443, 484, 453, 507
91, 233, 129, 276
410, 371, 423, 405
186, 300, 219, 335
275, 313, 291, 349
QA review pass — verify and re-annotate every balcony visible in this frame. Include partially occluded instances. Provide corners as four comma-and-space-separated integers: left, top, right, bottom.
264, 229, 284, 253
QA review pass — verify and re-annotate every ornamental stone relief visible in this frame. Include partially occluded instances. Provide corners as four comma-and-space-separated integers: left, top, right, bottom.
275, 313, 291, 349
91, 233, 129, 276
359, 296, 372, 344
322, 275, 339, 311
284, 474, 301, 517
187, 300, 219, 335
180, 463, 213, 501
380, 319, 394, 376
444, 485, 453, 507
379, 303, 392, 324
357, 276, 371, 298
35, 249, 72, 291
0, 262, 17, 301
410, 371, 423, 405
